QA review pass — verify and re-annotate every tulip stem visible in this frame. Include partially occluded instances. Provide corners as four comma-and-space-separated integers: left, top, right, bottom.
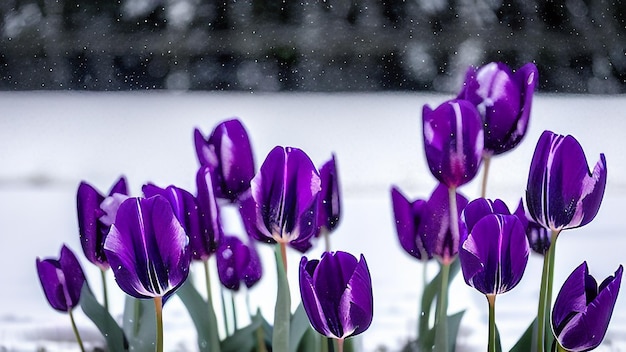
435, 261, 451, 352
487, 294, 496, 352
273, 242, 290, 352
203, 259, 214, 304
231, 290, 238, 331
536, 230, 560, 352
324, 230, 331, 253
336, 338, 344, 352
68, 309, 86, 352
100, 268, 109, 313
481, 153, 492, 198
154, 296, 163, 352
280, 241, 288, 273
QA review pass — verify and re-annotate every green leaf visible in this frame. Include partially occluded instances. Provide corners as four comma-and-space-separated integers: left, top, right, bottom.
289, 303, 310, 352
177, 280, 221, 352
221, 310, 272, 352
273, 244, 291, 352
509, 317, 537, 352
495, 324, 502, 352
447, 310, 465, 351
122, 295, 156, 351
79, 284, 128, 352
295, 327, 319, 352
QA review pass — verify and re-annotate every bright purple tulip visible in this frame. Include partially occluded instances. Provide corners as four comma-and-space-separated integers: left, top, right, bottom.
195, 166, 224, 260
457, 62, 538, 155
552, 262, 622, 351
420, 184, 469, 264
390, 186, 430, 261
526, 130, 607, 232
194, 119, 255, 202
460, 198, 529, 295
36, 245, 87, 312
77, 176, 128, 270
514, 200, 551, 255
103, 196, 191, 302
299, 251, 373, 340
250, 146, 321, 252
216, 235, 262, 291
422, 99, 484, 188
316, 154, 341, 235
143, 183, 205, 261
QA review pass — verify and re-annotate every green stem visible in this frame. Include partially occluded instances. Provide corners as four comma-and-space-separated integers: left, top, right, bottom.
481, 153, 492, 198
417, 261, 428, 341
544, 231, 560, 350
154, 296, 163, 352
555, 342, 567, 352
230, 291, 238, 332
321, 335, 329, 352
221, 286, 231, 336
536, 230, 561, 352
100, 268, 109, 313
324, 230, 331, 253
68, 309, 86, 352
203, 260, 222, 352
487, 294, 496, 352
434, 262, 451, 352
203, 259, 214, 304
256, 324, 268, 352
336, 338, 344, 352
273, 242, 290, 352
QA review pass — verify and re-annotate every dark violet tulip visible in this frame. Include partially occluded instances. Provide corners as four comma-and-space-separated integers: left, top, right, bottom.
77, 176, 128, 270
216, 235, 262, 291
457, 62, 538, 155
143, 183, 204, 261
103, 196, 191, 302
526, 130, 607, 232
420, 183, 469, 264
460, 198, 529, 295
422, 99, 484, 189
194, 119, 256, 203
36, 244, 87, 312
299, 251, 373, 347
316, 154, 341, 235
250, 146, 321, 253
514, 199, 551, 255
552, 262, 623, 351
390, 186, 431, 261
196, 165, 224, 260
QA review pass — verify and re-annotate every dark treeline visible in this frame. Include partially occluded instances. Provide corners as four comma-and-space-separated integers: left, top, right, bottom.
0, 0, 624, 92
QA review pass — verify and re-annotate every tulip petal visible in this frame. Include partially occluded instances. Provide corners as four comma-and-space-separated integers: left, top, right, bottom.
462, 198, 511, 234
77, 182, 107, 268
338, 254, 373, 338
299, 257, 334, 337
216, 235, 250, 291
195, 166, 223, 259
391, 186, 429, 260
317, 154, 341, 234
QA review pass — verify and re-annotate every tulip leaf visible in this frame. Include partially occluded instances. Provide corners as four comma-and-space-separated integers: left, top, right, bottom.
273, 244, 291, 352
509, 317, 537, 352
177, 280, 221, 352
221, 309, 272, 352
79, 284, 129, 352
289, 303, 310, 352
122, 295, 156, 351
446, 310, 465, 350
295, 327, 320, 352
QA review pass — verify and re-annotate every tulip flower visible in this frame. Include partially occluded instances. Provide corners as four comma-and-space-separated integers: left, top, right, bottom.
76, 176, 128, 270
457, 62, 538, 156
460, 198, 529, 352
250, 146, 321, 257
316, 154, 342, 251
194, 119, 256, 203
390, 186, 430, 261
216, 235, 262, 291
196, 165, 224, 260
104, 196, 191, 352
526, 130, 607, 232
299, 251, 373, 351
552, 262, 622, 352
36, 244, 87, 350
422, 99, 484, 189
526, 130, 608, 351
514, 200, 551, 255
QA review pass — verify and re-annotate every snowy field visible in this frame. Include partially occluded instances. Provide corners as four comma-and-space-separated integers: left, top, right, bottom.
0, 92, 625, 351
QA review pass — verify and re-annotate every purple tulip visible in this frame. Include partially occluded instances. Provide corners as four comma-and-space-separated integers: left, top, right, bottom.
103, 196, 191, 302
77, 176, 128, 270
195, 166, 224, 260
513, 200, 551, 255
460, 198, 529, 295
526, 130, 607, 232
422, 99, 484, 188
316, 154, 342, 235
390, 186, 430, 261
143, 183, 205, 261
250, 146, 321, 253
420, 184, 468, 264
299, 251, 373, 340
216, 235, 263, 291
552, 262, 622, 351
36, 245, 87, 312
457, 62, 538, 155
194, 119, 255, 203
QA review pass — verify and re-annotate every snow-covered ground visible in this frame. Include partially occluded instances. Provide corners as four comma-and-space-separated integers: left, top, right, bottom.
1, 92, 625, 351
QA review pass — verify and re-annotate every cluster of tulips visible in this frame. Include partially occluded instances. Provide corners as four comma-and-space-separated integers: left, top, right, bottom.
35, 61, 620, 352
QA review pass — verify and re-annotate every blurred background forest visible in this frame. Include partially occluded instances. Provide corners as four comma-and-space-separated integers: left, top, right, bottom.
1, 0, 624, 92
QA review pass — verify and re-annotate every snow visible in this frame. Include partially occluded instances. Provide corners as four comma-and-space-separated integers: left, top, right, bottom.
1, 91, 625, 351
